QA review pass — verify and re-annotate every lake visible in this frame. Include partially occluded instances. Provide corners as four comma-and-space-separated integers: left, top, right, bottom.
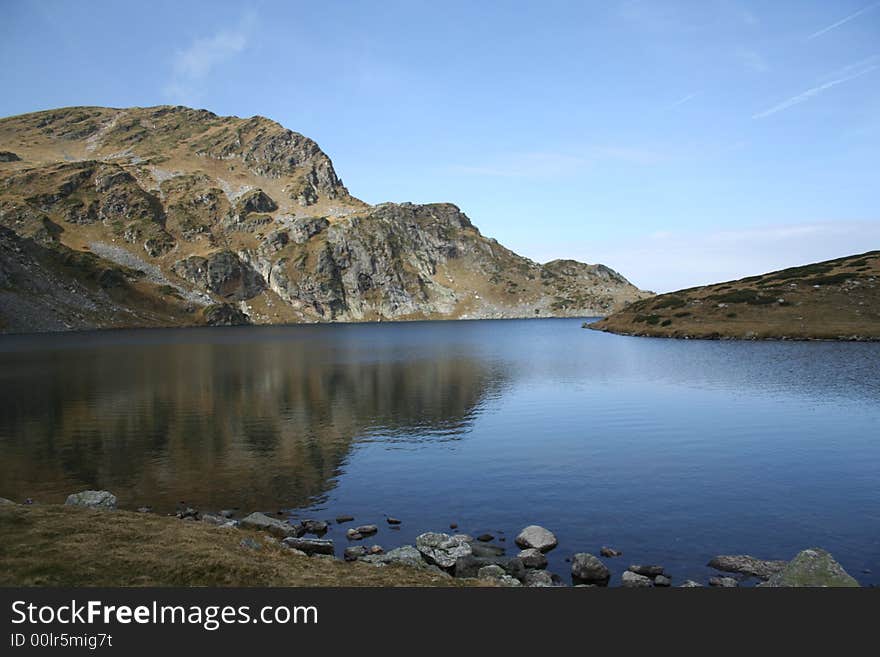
1, 318, 878, 585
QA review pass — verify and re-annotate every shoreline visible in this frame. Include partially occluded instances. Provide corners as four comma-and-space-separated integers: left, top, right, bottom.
0, 494, 863, 588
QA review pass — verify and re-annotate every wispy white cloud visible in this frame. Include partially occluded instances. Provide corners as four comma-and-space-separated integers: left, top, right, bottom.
665, 92, 700, 110
807, 2, 880, 40
164, 13, 256, 104
752, 58, 879, 119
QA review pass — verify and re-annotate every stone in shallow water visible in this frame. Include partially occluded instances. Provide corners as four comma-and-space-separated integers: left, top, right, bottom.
600, 546, 622, 558
65, 490, 117, 510
387, 517, 401, 525
628, 564, 665, 577
621, 571, 652, 588
356, 525, 378, 536
709, 576, 738, 588
336, 515, 354, 524
707, 554, 787, 580
515, 525, 558, 552
301, 519, 329, 535
762, 548, 859, 587
346, 528, 363, 540
470, 542, 505, 558
571, 553, 610, 586
416, 532, 473, 569
344, 546, 368, 561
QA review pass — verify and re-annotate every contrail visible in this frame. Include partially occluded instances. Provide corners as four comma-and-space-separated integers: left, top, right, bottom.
807, 2, 880, 40
666, 92, 700, 109
752, 64, 878, 119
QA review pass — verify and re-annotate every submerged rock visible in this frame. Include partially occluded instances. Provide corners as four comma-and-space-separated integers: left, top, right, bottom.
416, 532, 472, 569
707, 555, 787, 580
386, 517, 401, 525
621, 571, 653, 588
335, 515, 354, 523
762, 548, 859, 587
515, 525, 558, 552
628, 564, 664, 577
239, 512, 303, 538
64, 490, 117, 510
355, 524, 378, 536
571, 553, 611, 586
600, 546, 623, 558
470, 542, 506, 558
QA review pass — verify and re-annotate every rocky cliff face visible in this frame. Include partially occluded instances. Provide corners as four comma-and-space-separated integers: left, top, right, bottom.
0, 105, 649, 332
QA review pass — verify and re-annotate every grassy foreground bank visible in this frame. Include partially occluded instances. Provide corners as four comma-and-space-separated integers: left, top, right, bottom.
0, 504, 473, 587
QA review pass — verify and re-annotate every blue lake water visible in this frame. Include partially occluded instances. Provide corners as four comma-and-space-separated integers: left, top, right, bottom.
0, 318, 878, 585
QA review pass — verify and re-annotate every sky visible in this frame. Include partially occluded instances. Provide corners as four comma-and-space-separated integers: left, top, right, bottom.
1, 0, 878, 292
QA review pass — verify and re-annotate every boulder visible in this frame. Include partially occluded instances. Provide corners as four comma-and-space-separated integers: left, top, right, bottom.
654, 574, 672, 587
281, 536, 335, 556
515, 525, 558, 552
707, 555, 787, 580
708, 576, 738, 588
523, 570, 555, 587
628, 564, 665, 577
498, 575, 523, 587
416, 532, 473, 569
762, 548, 859, 587
346, 528, 363, 540
239, 512, 303, 538
518, 548, 548, 569
621, 571, 653, 588
344, 546, 368, 561
600, 546, 622, 557
301, 519, 329, 535
361, 545, 426, 569
355, 524, 378, 536
477, 564, 507, 580
335, 515, 354, 523
64, 490, 116, 510
454, 555, 508, 579
571, 553, 611, 586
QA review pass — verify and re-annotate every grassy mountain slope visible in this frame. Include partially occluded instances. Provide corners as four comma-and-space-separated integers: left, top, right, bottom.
590, 251, 880, 340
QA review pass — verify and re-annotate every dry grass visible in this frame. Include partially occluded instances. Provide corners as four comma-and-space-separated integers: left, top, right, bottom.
0, 504, 477, 587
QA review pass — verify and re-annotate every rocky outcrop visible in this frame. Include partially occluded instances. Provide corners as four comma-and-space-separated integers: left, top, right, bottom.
762, 548, 859, 587
707, 555, 787, 580
0, 105, 650, 333
64, 490, 117, 510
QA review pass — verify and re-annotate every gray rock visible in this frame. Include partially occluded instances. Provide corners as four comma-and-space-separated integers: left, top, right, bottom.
344, 546, 368, 561
346, 528, 363, 540
416, 532, 473, 569
524, 570, 555, 587
654, 574, 672, 587
621, 571, 653, 588
64, 490, 117, 510
477, 564, 507, 580
515, 525, 558, 552
600, 546, 623, 557
762, 548, 859, 587
628, 564, 665, 577
708, 576, 738, 588
200, 513, 230, 526
454, 555, 506, 578
238, 512, 303, 538
281, 536, 335, 556
301, 519, 329, 535
679, 580, 703, 588
361, 545, 427, 569
355, 524, 378, 536
707, 555, 787, 580
498, 575, 523, 587
368, 545, 384, 555
571, 553, 611, 586
336, 515, 354, 523
518, 548, 548, 569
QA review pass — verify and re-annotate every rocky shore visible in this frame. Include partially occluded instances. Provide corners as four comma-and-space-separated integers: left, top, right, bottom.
1, 492, 861, 588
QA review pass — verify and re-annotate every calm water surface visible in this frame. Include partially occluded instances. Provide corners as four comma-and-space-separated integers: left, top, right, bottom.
1, 318, 878, 584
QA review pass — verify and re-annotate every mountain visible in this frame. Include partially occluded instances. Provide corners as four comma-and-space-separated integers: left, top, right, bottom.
0, 105, 649, 333
590, 251, 880, 341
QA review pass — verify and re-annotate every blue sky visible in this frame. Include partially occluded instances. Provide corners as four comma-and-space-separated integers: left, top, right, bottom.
2, 0, 878, 291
